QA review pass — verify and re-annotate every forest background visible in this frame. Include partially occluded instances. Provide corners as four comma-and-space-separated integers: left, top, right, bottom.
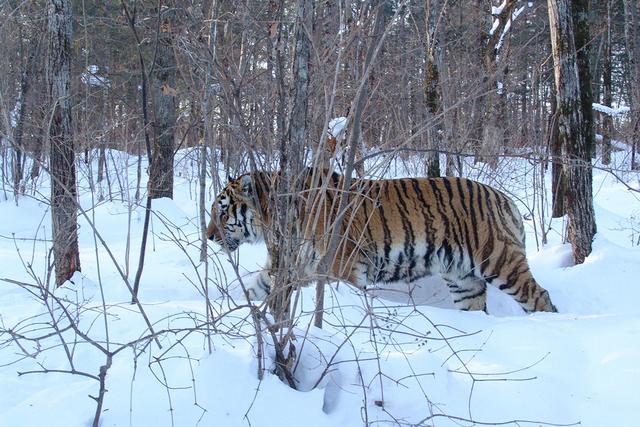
1, 1, 639, 427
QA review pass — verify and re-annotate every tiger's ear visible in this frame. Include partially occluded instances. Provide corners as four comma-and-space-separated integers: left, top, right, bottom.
240, 175, 252, 196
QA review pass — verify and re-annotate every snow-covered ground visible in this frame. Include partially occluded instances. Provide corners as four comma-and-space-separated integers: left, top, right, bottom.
1, 147, 639, 427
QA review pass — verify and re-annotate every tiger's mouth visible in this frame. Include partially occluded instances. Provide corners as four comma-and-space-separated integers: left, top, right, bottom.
210, 236, 240, 252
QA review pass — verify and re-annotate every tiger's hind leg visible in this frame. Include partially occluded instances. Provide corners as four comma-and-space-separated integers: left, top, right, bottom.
444, 276, 488, 312
491, 263, 557, 313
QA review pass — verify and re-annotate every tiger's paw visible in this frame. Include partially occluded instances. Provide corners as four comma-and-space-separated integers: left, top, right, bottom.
244, 271, 271, 300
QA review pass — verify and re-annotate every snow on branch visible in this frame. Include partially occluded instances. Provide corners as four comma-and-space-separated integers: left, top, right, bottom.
491, 0, 508, 15
493, 2, 528, 51
592, 102, 630, 117
80, 65, 110, 88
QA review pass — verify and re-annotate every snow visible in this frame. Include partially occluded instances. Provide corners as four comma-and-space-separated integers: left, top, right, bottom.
328, 116, 347, 139
513, 5, 526, 22
1, 145, 640, 427
490, 18, 500, 36
494, 3, 525, 51
491, 1, 508, 16
592, 102, 630, 117
81, 65, 110, 88
10, 100, 20, 128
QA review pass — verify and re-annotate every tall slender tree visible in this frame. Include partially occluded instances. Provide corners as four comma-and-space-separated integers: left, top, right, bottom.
265, 0, 315, 388
47, 0, 80, 286
547, 0, 597, 264
481, 0, 516, 169
623, 0, 640, 168
572, 0, 595, 158
271, 0, 315, 327
149, 2, 177, 199
423, 0, 444, 178
602, 0, 613, 165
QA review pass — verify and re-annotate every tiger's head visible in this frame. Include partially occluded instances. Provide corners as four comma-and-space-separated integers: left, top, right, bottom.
206, 174, 264, 252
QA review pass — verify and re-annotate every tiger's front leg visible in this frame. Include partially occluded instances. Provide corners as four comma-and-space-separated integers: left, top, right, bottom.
245, 258, 272, 300
246, 270, 272, 300
244, 259, 298, 314
244, 246, 325, 300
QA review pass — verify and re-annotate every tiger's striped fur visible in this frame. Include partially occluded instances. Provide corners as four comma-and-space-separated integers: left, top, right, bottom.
206, 169, 557, 313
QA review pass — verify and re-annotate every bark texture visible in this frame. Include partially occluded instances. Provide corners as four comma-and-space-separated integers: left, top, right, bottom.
549, 94, 565, 218
571, 0, 595, 158
481, 0, 515, 169
424, 0, 443, 178
47, 0, 80, 286
12, 36, 38, 194
623, 0, 640, 168
548, 0, 597, 264
602, 0, 613, 165
270, 0, 314, 320
149, 6, 177, 199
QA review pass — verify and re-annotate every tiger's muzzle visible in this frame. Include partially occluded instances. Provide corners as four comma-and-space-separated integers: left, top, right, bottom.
217, 237, 240, 252
206, 217, 240, 252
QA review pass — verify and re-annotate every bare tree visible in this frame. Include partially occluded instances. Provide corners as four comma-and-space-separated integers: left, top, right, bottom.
571, 0, 595, 159
349, 0, 390, 176
11, 34, 38, 196
549, 92, 565, 218
602, 0, 613, 165
481, 0, 516, 169
47, 0, 80, 286
266, 0, 316, 387
149, 2, 177, 199
547, 0, 597, 264
623, 0, 640, 168
423, 0, 444, 178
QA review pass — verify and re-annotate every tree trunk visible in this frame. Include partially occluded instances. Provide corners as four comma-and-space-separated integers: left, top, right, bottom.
424, 0, 443, 178
623, 0, 640, 169
97, 145, 106, 182
549, 94, 565, 218
13, 36, 38, 195
548, 0, 597, 264
47, 0, 80, 286
469, 0, 487, 162
345, 1, 388, 178
572, 0, 595, 158
269, 0, 315, 388
285, 0, 313, 178
481, 0, 515, 169
271, 0, 288, 155
148, 6, 177, 199
201, 0, 219, 262
602, 0, 613, 166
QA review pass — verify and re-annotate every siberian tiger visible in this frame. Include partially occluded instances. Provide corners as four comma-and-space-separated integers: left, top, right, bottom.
206, 168, 557, 313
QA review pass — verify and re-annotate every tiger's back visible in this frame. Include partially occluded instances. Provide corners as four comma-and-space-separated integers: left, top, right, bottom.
331, 176, 554, 312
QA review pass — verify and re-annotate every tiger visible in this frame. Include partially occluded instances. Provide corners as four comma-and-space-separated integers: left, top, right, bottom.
206, 168, 557, 313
